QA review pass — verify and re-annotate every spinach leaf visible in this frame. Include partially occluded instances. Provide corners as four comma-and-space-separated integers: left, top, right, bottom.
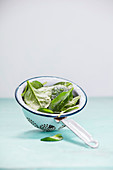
21, 80, 43, 97
24, 81, 41, 110
49, 88, 74, 112
54, 82, 73, 89
58, 96, 80, 116
57, 105, 79, 117
24, 81, 52, 110
61, 105, 79, 113
31, 80, 43, 89
64, 95, 80, 109
35, 86, 53, 108
38, 108, 53, 113
51, 85, 69, 100
41, 134, 63, 141
21, 84, 28, 97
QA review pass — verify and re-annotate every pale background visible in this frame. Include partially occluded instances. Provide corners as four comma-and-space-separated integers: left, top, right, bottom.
0, 0, 113, 98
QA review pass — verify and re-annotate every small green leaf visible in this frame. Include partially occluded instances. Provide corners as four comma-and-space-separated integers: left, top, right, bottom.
41, 134, 63, 141
21, 84, 28, 97
62, 105, 79, 113
64, 95, 80, 109
38, 108, 53, 113
31, 80, 43, 89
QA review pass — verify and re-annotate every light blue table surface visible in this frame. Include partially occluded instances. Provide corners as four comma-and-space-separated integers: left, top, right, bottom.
0, 97, 113, 170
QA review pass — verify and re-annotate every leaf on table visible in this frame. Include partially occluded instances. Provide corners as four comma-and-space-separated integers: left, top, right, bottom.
41, 134, 63, 141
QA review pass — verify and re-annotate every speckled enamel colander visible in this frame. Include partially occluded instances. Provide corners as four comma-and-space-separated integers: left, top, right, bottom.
15, 76, 98, 148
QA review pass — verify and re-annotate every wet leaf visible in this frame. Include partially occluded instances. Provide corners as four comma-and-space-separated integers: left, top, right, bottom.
49, 88, 74, 112
54, 82, 73, 89
21, 84, 28, 97
24, 81, 52, 110
31, 80, 43, 89
41, 134, 63, 141
51, 85, 69, 100
64, 95, 80, 109
38, 108, 53, 113
21, 80, 43, 97
62, 105, 79, 113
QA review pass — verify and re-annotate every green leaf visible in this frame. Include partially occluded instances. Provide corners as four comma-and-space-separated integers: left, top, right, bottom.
31, 80, 43, 89
24, 81, 41, 110
21, 80, 43, 97
62, 105, 79, 113
21, 84, 28, 97
41, 134, 63, 141
24, 81, 52, 110
58, 105, 79, 117
64, 95, 80, 109
35, 86, 53, 108
49, 88, 74, 112
54, 82, 73, 89
51, 85, 69, 100
38, 108, 53, 113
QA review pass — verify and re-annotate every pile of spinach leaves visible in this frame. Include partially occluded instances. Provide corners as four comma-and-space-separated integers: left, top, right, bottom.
22, 80, 80, 115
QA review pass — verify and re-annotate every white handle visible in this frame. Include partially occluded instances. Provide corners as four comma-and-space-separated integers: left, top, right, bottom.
61, 119, 99, 148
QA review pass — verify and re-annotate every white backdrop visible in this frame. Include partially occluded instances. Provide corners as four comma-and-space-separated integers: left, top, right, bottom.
0, 0, 113, 97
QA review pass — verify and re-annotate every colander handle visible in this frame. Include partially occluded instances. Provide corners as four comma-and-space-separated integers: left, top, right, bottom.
61, 118, 99, 148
